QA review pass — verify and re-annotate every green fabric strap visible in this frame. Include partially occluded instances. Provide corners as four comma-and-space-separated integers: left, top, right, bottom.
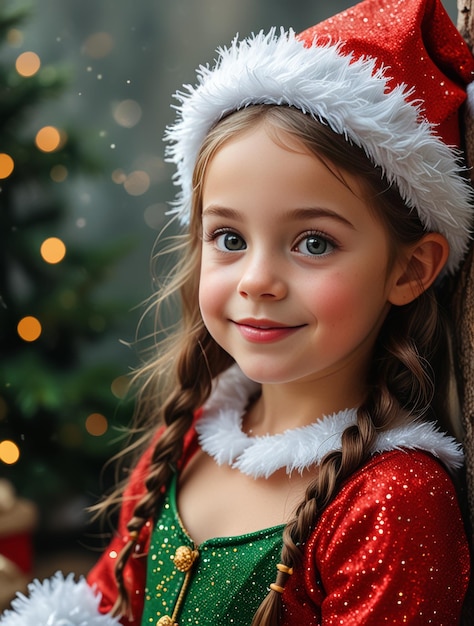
141, 473, 284, 626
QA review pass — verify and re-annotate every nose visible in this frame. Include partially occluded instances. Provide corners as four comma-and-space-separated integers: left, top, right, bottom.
237, 251, 287, 300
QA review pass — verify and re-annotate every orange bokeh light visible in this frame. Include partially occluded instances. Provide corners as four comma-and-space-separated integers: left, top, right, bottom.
35, 126, 64, 153
0, 440, 20, 465
15, 51, 41, 77
0, 153, 14, 179
85, 413, 108, 437
40, 237, 66, 264
17, 316, 42, 342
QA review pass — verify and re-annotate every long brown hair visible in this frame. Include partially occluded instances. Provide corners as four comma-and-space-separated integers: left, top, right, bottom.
100, 105, 455, 622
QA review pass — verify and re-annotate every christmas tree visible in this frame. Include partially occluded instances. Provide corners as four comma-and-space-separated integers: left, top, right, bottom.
0, 5, 134, 534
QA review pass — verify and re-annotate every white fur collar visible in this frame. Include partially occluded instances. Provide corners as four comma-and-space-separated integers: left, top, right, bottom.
196, 365, 464, 478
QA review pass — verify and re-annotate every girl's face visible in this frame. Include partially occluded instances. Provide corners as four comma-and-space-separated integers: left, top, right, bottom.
198, 124, 409, 401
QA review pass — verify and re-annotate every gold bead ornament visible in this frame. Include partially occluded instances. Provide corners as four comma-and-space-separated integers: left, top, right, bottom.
172, 545, 199, 572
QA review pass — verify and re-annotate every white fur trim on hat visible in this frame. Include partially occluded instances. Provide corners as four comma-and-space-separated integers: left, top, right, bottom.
164, 28, 474, 274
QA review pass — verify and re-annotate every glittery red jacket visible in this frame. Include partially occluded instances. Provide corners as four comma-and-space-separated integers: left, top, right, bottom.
87, 425, 470, 625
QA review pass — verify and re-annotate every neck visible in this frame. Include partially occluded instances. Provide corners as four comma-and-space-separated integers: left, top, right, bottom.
244, 375, 367, 437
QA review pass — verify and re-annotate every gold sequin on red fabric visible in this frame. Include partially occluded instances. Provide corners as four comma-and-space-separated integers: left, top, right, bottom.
280, 450, 469, 624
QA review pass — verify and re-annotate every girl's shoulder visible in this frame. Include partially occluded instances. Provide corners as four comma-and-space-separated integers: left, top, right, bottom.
361, 445, 455, 472
312, 448, 466, 551
296, 452, 470, 626
306, 447, 470, 580
338, 448, 461, 507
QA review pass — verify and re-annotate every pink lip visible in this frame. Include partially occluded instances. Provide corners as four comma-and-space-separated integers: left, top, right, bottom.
233, 318, 305, 343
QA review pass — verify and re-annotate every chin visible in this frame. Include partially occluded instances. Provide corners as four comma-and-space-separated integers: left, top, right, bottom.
236, 361, 298, 385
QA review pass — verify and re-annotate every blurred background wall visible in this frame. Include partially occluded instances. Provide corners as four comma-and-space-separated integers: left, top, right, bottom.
0, 0, 459, 603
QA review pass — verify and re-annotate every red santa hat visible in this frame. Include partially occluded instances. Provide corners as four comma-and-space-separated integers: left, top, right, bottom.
164, 0, 474, 274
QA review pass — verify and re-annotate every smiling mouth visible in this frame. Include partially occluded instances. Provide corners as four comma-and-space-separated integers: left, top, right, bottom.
232, 319, 306, 343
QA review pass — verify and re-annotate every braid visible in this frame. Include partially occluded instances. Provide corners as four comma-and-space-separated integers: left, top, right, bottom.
251, 287, 445, 626
112, 415, 192, 618
112, 320, 232, 617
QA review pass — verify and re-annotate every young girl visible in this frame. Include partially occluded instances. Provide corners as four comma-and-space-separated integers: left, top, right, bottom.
2, 0, 474, 624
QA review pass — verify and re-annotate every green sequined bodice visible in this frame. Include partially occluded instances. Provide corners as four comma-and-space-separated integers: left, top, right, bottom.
141, 473, 284, 626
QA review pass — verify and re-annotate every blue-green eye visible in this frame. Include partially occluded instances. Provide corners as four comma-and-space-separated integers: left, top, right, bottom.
295, 233, 334, 256
215, 231, 247, 251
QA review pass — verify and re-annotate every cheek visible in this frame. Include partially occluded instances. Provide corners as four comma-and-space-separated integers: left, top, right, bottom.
307, 276, 359, 321
198, 267, 227, 326
306, 272, 386, 328
198, 271, 211, 322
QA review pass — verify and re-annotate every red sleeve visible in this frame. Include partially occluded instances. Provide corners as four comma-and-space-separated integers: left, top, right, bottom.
309, 451, 470, 625
87, 422, 200, 626
87, 436, 158, 626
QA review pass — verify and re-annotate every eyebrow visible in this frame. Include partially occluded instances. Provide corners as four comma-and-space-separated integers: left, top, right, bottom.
202, 205, 355, 229
202, 206, 242, 220
285, 207, 355, 229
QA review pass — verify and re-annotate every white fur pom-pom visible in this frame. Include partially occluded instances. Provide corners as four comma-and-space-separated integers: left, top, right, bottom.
0, 572, 119, 626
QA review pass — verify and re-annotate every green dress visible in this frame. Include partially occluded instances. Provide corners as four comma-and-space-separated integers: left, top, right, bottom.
141, 473, 284, 626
